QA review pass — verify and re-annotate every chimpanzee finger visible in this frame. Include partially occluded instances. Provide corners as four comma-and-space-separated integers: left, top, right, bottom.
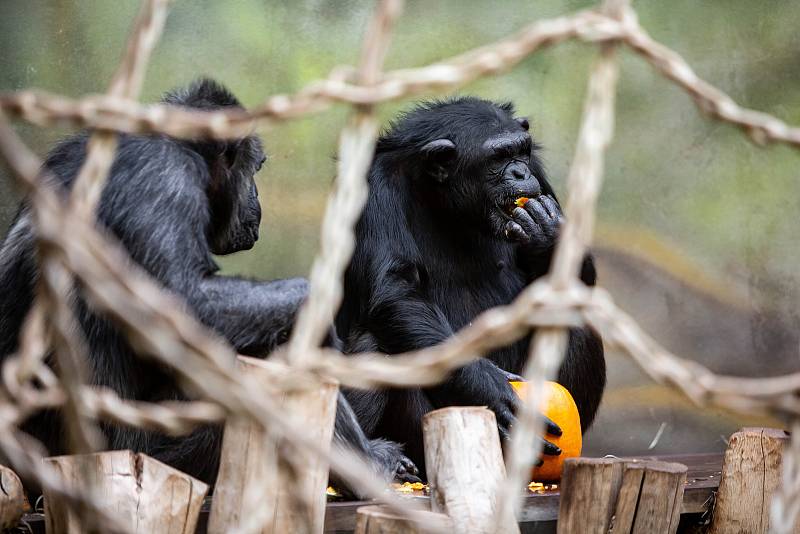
513, 209, 546, 243
401, 457, 420, 476
396, 466, 422, 484
504, 220, 529, 243
500, 369, 525, 382
543, 415, 562, 437
495, 406, 516, 432
512, 208, 546, 242
512, 206, 537, 228
540, 195, 563, 220
540, 438, 562, 456
498, 425, 511, 442
524, 196, 552, 224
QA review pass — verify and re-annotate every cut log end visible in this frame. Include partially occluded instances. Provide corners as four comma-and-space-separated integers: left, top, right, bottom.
0, 465, 25, 530
354, 505, 452, 534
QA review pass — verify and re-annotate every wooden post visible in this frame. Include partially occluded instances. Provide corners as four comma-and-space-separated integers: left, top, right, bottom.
557, 457, 621, 533
207, 356, 338, 534
422, 406, 519, 534
43, 450, 208, 534
558, 458, 686, 534
354, 505, 452, 534
709, 427, 792, 534
0, 465, 25, 530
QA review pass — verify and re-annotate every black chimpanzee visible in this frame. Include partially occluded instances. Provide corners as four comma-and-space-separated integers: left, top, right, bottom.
336, 97, 605, 474
0, 78, 418, 492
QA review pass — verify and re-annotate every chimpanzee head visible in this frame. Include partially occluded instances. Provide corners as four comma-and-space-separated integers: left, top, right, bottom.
377, 97, 554, 239
163, 78, 265, 255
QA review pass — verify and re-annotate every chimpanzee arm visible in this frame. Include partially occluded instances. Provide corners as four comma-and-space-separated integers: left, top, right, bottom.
362, 259, 455, 353
363, 259, 532, 440
188, 276, 309, 356
330, 391, 420, 495
560, 326, 605, 431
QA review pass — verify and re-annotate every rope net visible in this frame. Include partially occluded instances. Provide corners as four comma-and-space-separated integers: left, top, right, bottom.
1, 0, 799, 532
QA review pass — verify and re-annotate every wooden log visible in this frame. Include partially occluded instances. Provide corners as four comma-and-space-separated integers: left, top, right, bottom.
43, 450, 208, 534
709, 427, 792, 534
557, 457, 622, 533
558, 458, 686, 534
422, 406, 519, 534
207, 356, 338, 534
0, 464, 25, 530
354, 505, 452, 534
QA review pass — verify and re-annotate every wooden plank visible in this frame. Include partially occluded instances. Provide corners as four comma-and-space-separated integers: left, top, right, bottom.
43, 450, 208, 534
423, 406, 519, 534
0, 465, 25, 530
709, 427, 792, 534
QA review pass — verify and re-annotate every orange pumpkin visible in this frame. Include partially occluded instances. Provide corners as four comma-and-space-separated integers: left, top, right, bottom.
509, 380, 582, 481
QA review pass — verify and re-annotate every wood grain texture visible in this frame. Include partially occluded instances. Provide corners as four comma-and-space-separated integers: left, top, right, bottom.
709, 427, 792, 534
208, 356, 338, 534
422, 406, 519, 534
353, 505, 451, 534
557, 457, 621, 533
558, 458, 686, 534
43, 450, 208, 534
0, 464, 25, 530
624, 460, 686, 534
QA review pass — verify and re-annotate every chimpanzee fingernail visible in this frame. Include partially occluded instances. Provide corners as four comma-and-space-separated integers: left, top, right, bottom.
543, 441, 561, 455
506, 221, 527, 241
547, 420, 563, 436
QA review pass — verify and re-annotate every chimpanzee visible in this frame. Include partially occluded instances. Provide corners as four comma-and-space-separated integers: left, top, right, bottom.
0, 78, 418, 492
336, 97, 605, 474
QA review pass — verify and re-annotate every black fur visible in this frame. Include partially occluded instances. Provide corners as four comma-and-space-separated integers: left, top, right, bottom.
0, 78, 417, 493
337, 97, 606, 474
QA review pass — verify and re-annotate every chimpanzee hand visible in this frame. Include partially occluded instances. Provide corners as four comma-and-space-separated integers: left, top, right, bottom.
366, 438, 421, 484
428, 360, 562, 459
504, 194, 563, 252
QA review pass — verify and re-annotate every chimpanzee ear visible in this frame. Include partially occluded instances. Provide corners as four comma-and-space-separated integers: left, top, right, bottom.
516, 117, 530, 131
219, 140, 243, 169
420, 139, 456, 183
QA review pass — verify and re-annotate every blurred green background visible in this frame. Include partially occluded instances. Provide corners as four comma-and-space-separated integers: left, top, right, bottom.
2, 0, 800, 457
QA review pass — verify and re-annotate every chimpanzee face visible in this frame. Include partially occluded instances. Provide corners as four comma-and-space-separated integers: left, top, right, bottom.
207, 134, 265, 255
400, 98, 550, 239
163, 78, 266, 255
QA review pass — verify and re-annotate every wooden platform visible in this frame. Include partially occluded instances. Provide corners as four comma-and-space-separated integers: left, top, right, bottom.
16, 453, 722, 533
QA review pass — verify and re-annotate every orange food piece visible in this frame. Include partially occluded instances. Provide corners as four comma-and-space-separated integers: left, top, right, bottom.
509, 380, 582, 481
514, 197, 530, 208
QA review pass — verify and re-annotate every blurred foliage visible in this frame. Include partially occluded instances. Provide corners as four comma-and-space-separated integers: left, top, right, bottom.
1, 0, 800, 454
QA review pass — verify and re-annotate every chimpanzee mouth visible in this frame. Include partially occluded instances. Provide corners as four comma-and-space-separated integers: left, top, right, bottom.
499, 193, 540, 217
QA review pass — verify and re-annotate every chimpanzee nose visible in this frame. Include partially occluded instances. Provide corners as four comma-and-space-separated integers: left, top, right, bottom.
507, 161, 531, 181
